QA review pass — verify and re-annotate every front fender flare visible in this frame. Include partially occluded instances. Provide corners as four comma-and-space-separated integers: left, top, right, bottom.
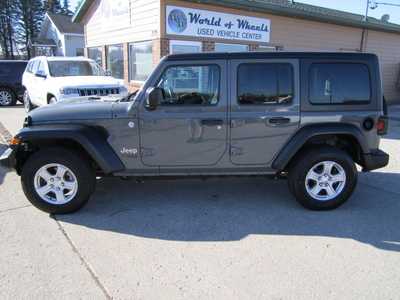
271, 123, 369, 171
16, 124, 125, 174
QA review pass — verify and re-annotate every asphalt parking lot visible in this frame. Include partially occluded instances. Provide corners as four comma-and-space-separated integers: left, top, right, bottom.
1, 105, 400, 299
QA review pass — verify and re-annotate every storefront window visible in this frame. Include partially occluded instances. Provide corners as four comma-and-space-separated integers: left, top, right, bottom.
170, 40, 202, 54
87, 47, 102, 66
129, 41, 153, 82
106, 44, 124, 79
215, 43, 249, 52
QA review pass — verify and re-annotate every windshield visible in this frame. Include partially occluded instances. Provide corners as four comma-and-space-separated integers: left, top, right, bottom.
48, 61, 104, 77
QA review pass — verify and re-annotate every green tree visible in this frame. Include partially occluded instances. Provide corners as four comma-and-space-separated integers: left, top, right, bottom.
61, 0, 74, 16
0, 0, 17, 59
14, 0, 45, 58
44, 0, 63, 14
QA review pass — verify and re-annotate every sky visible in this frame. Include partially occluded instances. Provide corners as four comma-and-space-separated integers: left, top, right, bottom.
68, 0, 400, 25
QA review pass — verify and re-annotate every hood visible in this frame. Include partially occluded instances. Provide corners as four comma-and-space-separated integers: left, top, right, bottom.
50, 76, 124, 87
29, 100, 114, 124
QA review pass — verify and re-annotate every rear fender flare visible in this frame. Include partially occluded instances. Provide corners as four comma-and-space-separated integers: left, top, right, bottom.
272, 123, 369, 171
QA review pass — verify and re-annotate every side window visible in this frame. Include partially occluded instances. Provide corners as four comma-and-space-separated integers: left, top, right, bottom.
309, 63, 371, 104
238, 63, 294, 105
26, 62, 32, 73
36, 61, 46, 75
31, 60, 39, 74
157, 65, 220, 106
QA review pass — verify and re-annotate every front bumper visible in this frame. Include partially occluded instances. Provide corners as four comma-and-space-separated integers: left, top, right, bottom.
362, 149, 389, 171
0, 147, 16, 170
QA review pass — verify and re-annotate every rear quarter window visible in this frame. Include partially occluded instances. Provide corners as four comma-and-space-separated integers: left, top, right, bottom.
309, 63, 371, 105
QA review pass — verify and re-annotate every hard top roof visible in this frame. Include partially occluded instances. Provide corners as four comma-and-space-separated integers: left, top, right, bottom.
164, 51, 378, 61
29, 56, 92, 62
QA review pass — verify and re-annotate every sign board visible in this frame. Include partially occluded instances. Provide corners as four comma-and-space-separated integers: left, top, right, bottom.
166, 5, 271, 43
101, 0, 130, 30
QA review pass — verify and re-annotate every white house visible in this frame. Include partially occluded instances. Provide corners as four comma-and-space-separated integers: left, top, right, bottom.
32, 12, 84, 57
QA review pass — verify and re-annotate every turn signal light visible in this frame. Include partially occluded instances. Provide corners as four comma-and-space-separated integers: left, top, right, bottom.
9, 137, 21, 146
376, 116, 388, 135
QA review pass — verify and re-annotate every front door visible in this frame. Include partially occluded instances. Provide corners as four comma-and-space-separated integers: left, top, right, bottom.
230, 59, 300, 165
139, 60, 228, 167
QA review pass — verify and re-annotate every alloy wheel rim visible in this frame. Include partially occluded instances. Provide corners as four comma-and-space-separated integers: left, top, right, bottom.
34, 163, 78, 205
0, 90, 12, 105
305, 161, 346, 201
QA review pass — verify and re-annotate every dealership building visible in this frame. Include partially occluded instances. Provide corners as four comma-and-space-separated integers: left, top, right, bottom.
73, 0, 400, 103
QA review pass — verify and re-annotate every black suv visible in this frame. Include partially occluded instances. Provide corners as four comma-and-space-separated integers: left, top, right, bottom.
0, 60, 28, 107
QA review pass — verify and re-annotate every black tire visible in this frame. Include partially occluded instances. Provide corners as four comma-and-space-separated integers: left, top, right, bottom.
0, 87, 16, 107
288, 146, 357, 211
21, 148, 96, 214
23, 90, 33, 112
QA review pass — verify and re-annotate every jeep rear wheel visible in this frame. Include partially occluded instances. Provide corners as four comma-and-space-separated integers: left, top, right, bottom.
288, 147, 357, 210
21, 148, 96, 214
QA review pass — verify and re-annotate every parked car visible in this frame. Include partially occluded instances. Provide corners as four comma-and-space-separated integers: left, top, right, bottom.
0, 52, 389, 214
0, 60, 28, 107
22, 56, 128, 112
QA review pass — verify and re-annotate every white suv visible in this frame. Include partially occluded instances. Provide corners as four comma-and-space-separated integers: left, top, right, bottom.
22, 56, 128, 111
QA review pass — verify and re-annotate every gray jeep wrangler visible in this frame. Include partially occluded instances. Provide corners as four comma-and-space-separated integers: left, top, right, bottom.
0, 52, 389, 213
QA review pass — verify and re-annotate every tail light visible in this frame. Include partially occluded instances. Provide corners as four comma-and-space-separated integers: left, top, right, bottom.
377, 116, 388, 135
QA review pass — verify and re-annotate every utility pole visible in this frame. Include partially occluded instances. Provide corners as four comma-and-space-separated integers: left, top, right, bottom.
361, 0, 371, 52
364, 0, 370, 21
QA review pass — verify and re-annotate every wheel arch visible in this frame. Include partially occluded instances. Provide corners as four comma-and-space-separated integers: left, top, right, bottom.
47, 93, 56, 104
14, 124, 125, 175
272, 123, 368, 171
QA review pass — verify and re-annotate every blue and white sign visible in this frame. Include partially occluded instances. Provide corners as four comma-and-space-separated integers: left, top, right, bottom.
166, 5, 271, 43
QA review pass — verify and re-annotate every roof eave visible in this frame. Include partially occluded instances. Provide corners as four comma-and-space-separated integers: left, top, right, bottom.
72, 0, 92, 23
72, 0, 400, 34
186, 0, 400, 34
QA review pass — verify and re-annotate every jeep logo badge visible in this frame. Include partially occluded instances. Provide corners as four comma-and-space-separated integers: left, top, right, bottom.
120, 147, 138, 157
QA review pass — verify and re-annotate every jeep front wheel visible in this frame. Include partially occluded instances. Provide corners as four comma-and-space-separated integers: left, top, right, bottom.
21, 148, 96, 214
288, 147, 357, 210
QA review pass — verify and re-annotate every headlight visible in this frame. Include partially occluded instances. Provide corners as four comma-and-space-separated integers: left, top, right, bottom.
59, 88, 79, 95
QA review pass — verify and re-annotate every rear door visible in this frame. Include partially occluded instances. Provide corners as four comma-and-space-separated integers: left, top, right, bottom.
230, 59, 300, 165
138, 60, 228, 167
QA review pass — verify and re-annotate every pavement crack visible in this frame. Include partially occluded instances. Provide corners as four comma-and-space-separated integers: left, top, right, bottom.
0, 204, 32, 214
51, 215, 112, 300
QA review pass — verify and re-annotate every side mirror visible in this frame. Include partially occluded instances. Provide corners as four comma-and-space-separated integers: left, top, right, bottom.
35, 71, 47, 79
145, 87, 163, 111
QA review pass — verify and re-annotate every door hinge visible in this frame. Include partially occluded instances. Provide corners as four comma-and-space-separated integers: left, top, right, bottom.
141, 148, 156, 157
230, 146, 244, 156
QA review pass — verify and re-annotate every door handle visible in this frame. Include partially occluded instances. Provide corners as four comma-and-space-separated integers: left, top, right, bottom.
268, 117, 291, 125
201, 119, 224, 126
